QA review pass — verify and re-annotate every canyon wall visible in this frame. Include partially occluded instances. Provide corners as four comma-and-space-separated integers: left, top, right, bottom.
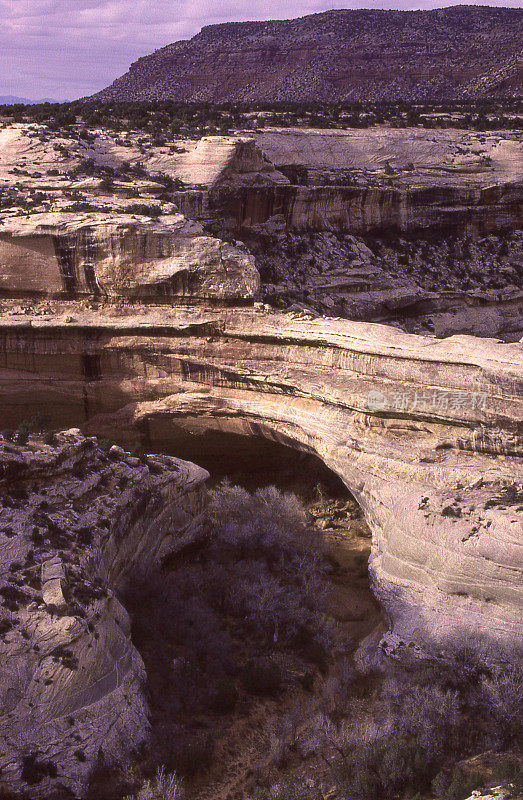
0, 214, 259, 300
0, 430, 208, 798
213, 128, 523, 233
214, 181, 522, 233
0, 121, 521, 798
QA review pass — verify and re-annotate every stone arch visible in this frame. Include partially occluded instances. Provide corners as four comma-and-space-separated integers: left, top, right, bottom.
0, 310, 521, 653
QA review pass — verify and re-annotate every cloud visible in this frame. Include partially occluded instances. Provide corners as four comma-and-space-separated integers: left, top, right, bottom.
0, 0, 520, 100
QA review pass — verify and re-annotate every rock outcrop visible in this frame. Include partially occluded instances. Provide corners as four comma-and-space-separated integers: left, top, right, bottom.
219, 127, 523, 233
1, 124, 520, 237
0, 117, 521, 797
0, 307, 521, 662
0, 123, 520, 336
0, 430, 208, 798
218, 180, 522, 233
90, 7, 522, 103
0, 213, 259, 300
249, 228, 523, 341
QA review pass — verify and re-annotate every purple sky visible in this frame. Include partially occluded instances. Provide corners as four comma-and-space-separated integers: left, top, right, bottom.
1, 0, 520, 101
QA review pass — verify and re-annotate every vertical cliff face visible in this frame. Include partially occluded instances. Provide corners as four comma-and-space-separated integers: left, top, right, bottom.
215, 127, 523, 233
214, 185, 400, 231
0, 431, 208, 798
212, 176, 521, 233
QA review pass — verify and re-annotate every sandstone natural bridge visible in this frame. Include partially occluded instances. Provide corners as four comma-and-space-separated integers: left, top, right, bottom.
0, 122, 522, 796
1, 308, 521, 651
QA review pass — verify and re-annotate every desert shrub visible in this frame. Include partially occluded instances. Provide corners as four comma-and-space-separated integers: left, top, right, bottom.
124, 203, 161, 217
440, 638, 491, 691
97, 438, 115, 453
15, 422, 31, 445
121, 483, 331, 688
123, 572, 234, 714
301, 671, 315, 692
162, 732, 214, 778
86, 749, 134, 800
334, 734, 430, 798
209, 675, 238, 713
0, 789, 28, 799
304, 645, 523, 800
131, 440, 148, 463
31, 411, 49, 431
20, 752, 57, 784
432, 767, 482, 800
208, 483, 324, 578
249, 778, 323, 800
490, 755, 523, 793
119, 483, 333, 782
127, 766, 184, 800
432, 635, 523, 749
482, 663, 523, 746
44, 431, 58, 447
241, 657, 282, 696
204, 222, 236, 244
304, 674, 468, 799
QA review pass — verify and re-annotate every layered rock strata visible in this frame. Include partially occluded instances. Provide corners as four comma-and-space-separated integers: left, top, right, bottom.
249, 228, 523, 340
0, 430, 208, 798
217, 181, 522, 233
1, 124, 520, 236
0, 307, 521, 660
219, 128, 523, 233
0, 213, 259, 300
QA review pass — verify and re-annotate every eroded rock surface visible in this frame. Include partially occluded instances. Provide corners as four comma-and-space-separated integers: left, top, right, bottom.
0, 306, 521, 661
248, 228, 523, 340
0, 430, 207, 798
0, 122, 520, 336
90, 8, 522, 103
0, 213, 259, 300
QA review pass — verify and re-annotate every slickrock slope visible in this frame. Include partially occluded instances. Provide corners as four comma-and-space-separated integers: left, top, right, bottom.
0, 430, 208, 798
2, 122, 520, 237
91, 7, 522, 103
226, 127, 523, 232
0, 307, 521, 662
0, 124, 288, 195
255, 127, 523, 188
170, 136, 289, 188
0, 122, 521, 335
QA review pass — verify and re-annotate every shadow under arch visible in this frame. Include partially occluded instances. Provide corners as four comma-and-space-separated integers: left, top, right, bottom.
135, 413, 349, 498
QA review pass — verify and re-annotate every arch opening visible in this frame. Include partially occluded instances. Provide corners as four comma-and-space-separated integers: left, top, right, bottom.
104, 419, 383, 798
139, 422, 348, 498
